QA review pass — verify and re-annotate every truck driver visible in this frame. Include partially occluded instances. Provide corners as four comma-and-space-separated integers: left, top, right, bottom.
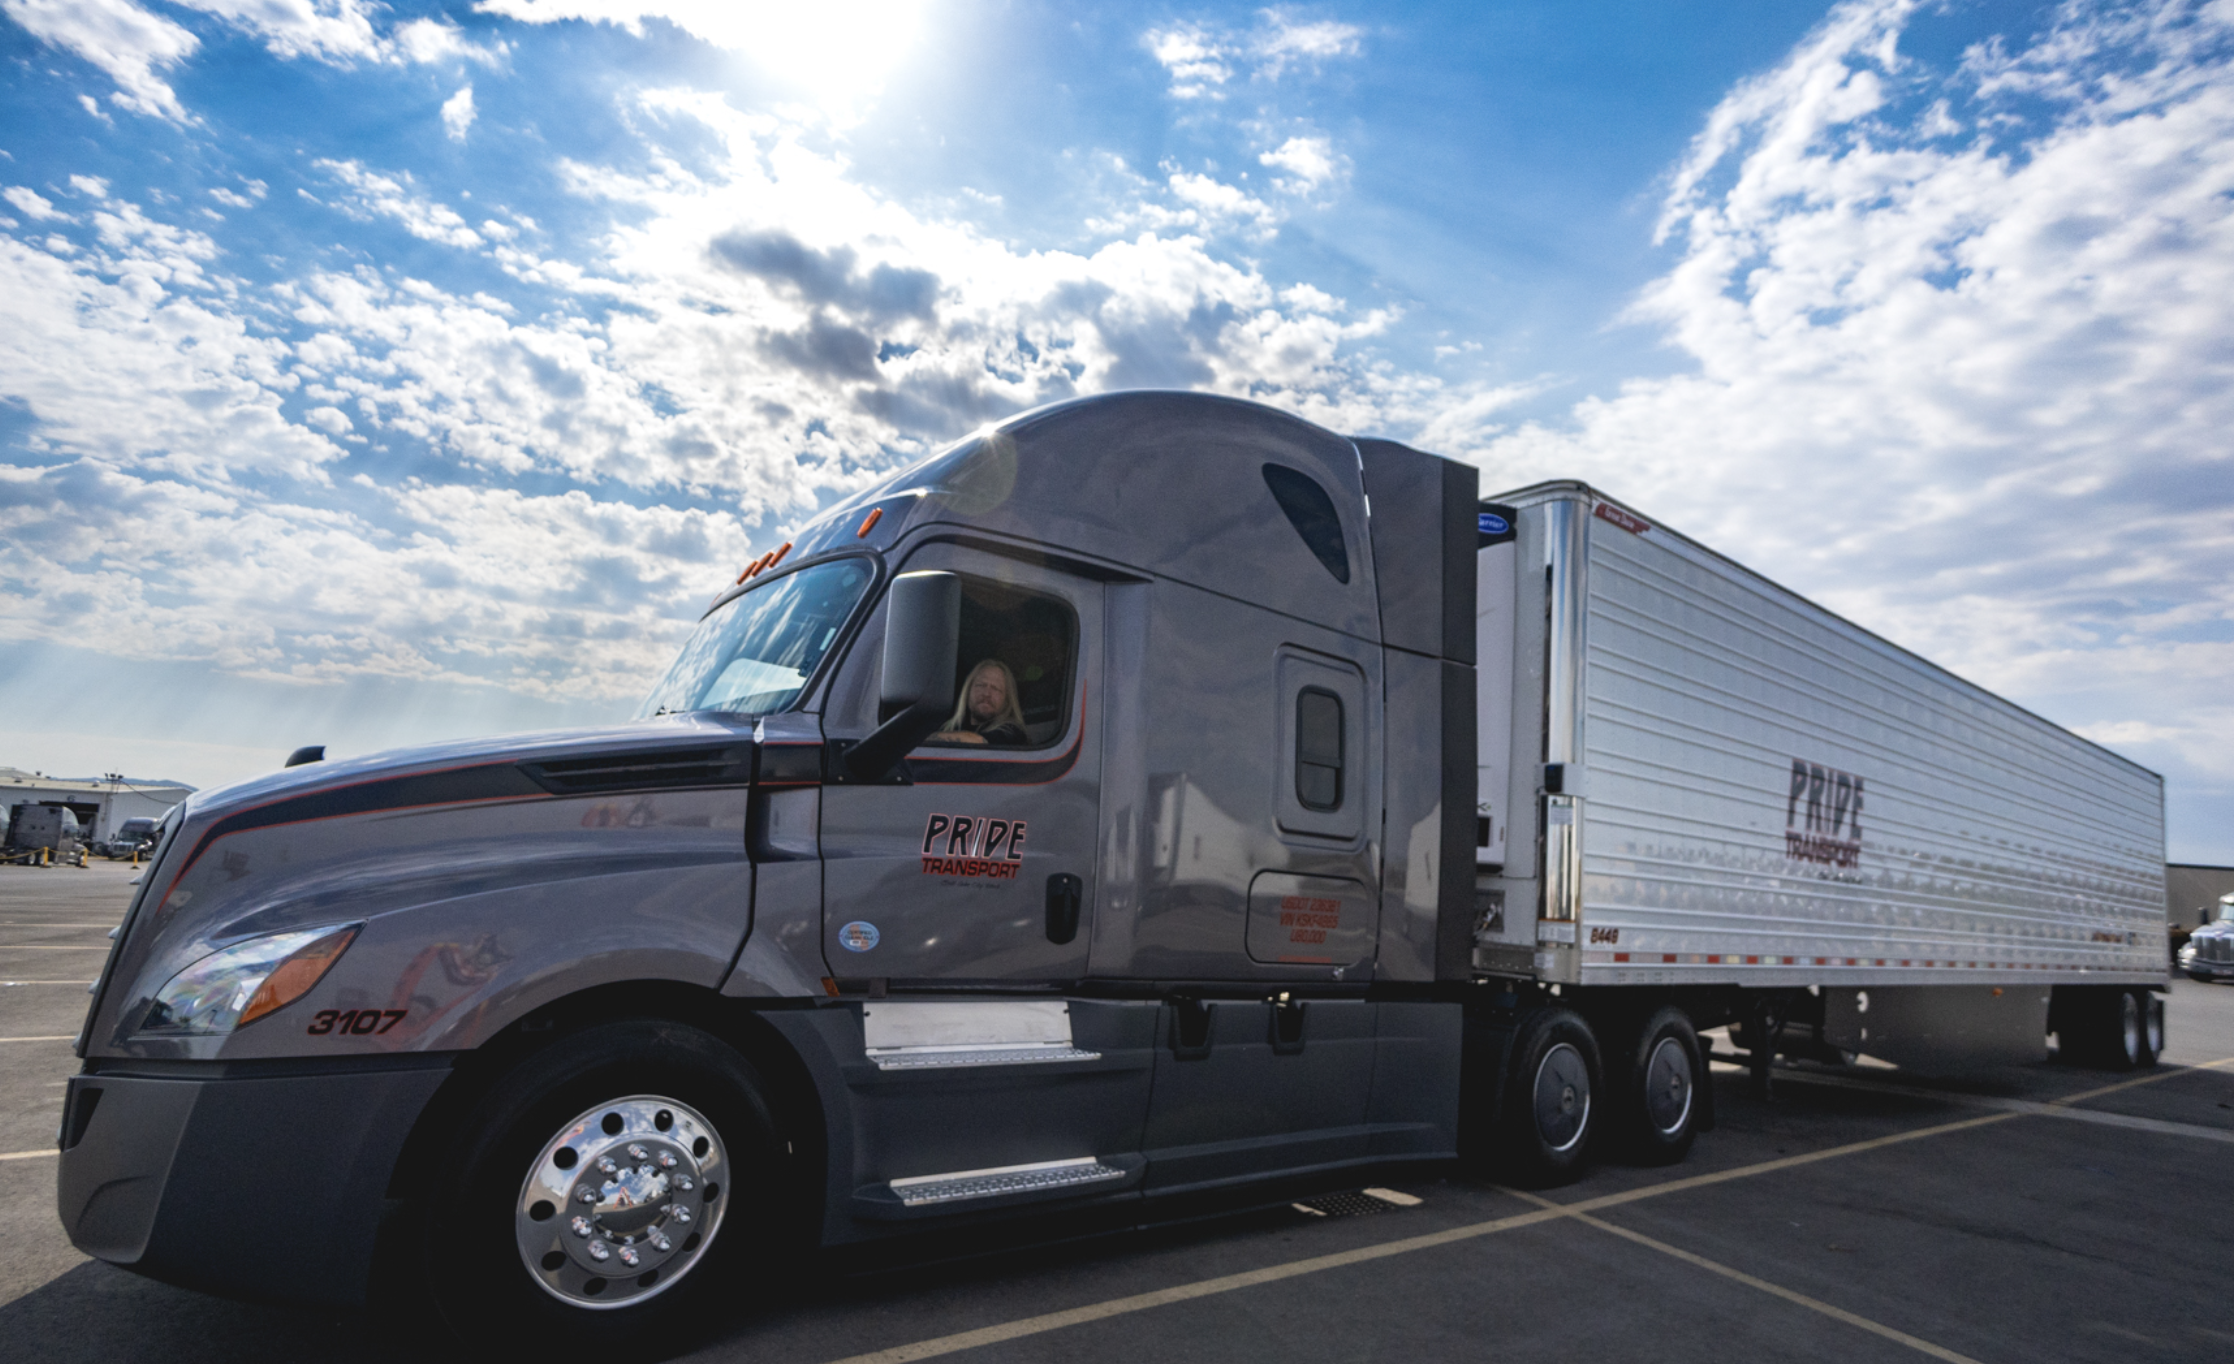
928, 658, 1029, 746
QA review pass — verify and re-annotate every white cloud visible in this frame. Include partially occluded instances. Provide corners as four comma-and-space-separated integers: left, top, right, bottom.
442, 85, 478, 141
168, 0, 383, 64
315, 158, 484, 248
392, 17, 507, 66
1481, 0, 2234, 789
208, 186, 255, 209
4, 186, 66, 221
1, 0, 200, 121
1254, 8, 1362, 78
1258, 134, 1348, 194
6, 0, 506, 123
1145, 23, 1232, 100
1145, 8, 1362, 99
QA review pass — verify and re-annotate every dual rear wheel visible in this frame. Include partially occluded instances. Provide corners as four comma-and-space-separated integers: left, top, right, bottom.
1495, 1004, 1702, 1185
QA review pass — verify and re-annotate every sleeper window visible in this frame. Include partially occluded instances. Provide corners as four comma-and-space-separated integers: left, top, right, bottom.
1295, 687, 1344, 810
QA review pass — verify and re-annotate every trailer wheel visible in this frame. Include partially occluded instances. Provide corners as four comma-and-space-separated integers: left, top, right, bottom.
1617, 1007, 1700, 1165
2136, 991, 2163, 1068
1497, 1008, 1601, 1186
419, 1019, 783, 1354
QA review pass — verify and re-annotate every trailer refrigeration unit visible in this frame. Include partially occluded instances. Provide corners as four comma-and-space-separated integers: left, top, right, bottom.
59, 392, 2167, 1344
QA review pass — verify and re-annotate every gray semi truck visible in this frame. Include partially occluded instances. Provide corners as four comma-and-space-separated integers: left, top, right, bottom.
58, 392, 2166, 1346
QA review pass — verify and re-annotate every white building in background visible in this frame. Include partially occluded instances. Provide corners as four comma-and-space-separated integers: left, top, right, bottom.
0, 768, 194, 844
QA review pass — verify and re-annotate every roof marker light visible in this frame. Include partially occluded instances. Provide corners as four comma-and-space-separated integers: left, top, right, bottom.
769, 541, 793, 569
857, 507, 883, 538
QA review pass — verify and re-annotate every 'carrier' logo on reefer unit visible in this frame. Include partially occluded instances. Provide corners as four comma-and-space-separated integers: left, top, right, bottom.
1785, 759, 1864, 868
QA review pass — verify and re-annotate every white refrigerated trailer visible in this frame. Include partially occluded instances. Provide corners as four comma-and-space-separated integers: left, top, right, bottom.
1471, 482, 2166, 1074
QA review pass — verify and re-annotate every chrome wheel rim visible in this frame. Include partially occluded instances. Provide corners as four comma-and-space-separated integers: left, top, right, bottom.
2119, 993, 2143, 1064
1642, 1035, 1693, 1138
1532, 1041, 1592, 1153
2144, 997, 2164, 1055
514, 1095, 728, 1310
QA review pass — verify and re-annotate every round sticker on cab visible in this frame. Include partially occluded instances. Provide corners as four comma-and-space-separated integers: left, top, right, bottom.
838, 920, 880, 952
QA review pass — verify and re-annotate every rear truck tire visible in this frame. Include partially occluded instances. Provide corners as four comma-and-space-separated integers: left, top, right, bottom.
412, 1019, 788, 1356
1495, 1007, 1602, 1187
2110, 989, 2146, 1070
1613, 1007, 1700, 1165
2137, 990, 2164, 1068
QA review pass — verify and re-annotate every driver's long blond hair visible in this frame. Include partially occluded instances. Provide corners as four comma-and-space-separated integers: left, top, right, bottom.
941, 658, 1026, 734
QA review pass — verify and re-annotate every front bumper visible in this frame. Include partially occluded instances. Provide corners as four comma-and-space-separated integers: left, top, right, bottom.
57, 1056, 454, 1307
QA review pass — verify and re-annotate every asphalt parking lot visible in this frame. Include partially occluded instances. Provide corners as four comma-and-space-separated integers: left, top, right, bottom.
6, 860, 2233, 1363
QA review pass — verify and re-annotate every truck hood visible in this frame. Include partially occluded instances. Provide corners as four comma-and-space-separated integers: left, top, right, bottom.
82, 712, 776, 1059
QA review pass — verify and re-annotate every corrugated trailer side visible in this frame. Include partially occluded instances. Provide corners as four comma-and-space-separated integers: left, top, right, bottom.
1491, 481, 2165, 994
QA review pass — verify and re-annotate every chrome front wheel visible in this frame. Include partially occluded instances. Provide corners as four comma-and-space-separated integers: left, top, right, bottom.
515, 1095, 729, 1310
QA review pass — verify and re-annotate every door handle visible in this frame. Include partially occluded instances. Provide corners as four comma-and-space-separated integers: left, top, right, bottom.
1045, 873, 1082, 945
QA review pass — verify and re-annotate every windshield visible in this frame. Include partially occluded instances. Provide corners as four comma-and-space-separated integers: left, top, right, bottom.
636, 558, 875, 719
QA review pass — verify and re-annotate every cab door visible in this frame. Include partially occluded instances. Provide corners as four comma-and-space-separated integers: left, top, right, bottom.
818, 544, 1102, 984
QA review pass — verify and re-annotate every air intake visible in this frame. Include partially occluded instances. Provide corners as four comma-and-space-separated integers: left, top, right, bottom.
518, 745, 753, 796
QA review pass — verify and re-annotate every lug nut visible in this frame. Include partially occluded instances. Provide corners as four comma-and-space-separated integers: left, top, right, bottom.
674, 1176, 694, 1192
618, 1246, 641, 1267
571, 1216, 593, 1238
657, 1151, 678, 1169
587, 1240, 610, 1262
627, 1144, 649, 1161
576, 1187, 598, 1204
651, 1233, 672, 1252
671, 1206, 691, 1224
597, 1156, 619, 1175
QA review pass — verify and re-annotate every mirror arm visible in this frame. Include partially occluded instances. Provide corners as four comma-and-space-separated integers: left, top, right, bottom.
843, 702, 947, 781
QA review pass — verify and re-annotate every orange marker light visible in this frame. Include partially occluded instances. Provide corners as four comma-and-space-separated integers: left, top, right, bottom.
769, 541, 793, 569
239, 926, 359, 1027
857, 507, 883, 538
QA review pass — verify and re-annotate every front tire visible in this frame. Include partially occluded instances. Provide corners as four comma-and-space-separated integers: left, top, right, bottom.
416, 1020, 786, 1355
1496, 1007, 1601, 1187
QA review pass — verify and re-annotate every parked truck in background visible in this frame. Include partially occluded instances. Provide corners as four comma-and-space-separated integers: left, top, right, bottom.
7, 802, 84, 862
58, 392, 2166, 1347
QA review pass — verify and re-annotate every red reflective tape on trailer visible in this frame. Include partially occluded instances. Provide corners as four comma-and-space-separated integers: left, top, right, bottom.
1613, 953, 1630, 963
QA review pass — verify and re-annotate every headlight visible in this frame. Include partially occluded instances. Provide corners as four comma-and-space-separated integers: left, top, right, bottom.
140, 925, 359, 1035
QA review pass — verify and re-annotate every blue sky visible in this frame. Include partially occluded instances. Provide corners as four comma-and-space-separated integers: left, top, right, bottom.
2, 0, 2231, 863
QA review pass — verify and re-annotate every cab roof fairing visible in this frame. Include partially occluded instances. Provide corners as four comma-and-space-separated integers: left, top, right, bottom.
775, 391, 1385, 642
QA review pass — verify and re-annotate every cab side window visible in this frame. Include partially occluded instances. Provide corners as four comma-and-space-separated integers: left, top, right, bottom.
930, 578, 1077, 749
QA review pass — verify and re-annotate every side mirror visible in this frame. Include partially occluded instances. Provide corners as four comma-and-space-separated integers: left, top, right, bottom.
844, 571, 960, 780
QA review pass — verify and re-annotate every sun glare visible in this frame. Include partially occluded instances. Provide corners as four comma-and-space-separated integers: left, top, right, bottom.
486, 0, 933, 115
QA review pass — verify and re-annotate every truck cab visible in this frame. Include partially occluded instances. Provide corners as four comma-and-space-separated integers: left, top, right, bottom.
58, 392, 1488, 1344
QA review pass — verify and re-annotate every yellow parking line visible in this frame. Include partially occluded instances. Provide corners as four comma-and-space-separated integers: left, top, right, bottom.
1505, 1190, 1982, 1363
2052, 1056, 2234, 1107
820, 1112, 2011, 1364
